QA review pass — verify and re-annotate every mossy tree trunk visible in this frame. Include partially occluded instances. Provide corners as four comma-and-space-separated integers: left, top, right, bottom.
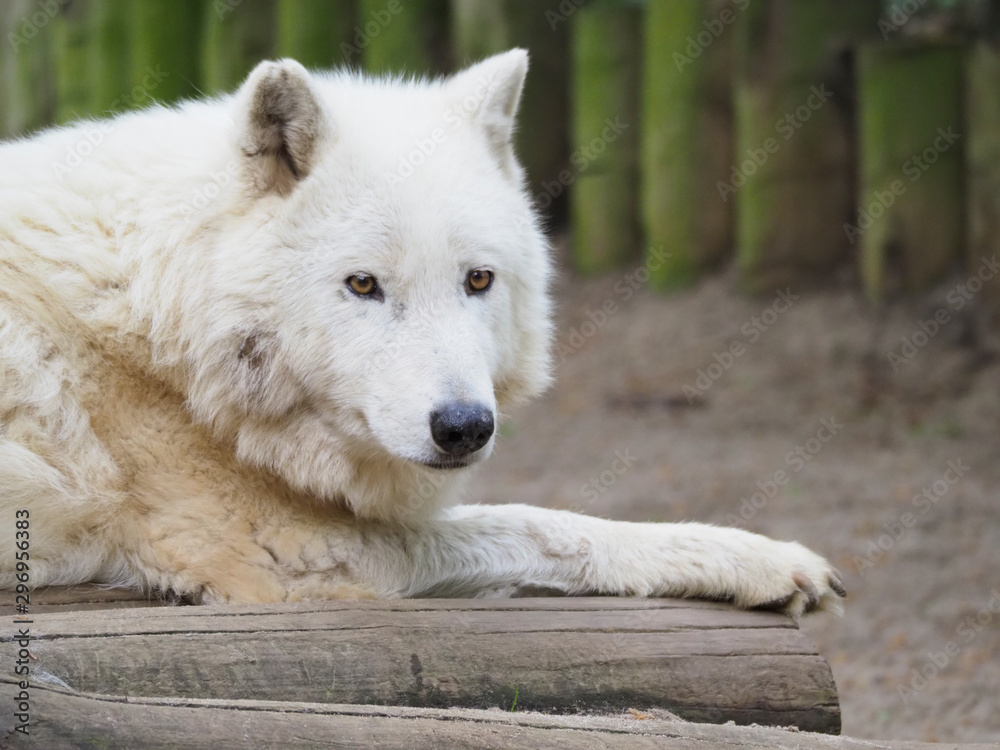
51, 0, 138, 122
962, 40, 1000, 312
642, 0, 735, 289
276, 0, 356, 70
357, 0, 449, 74
0, 3, 13, 136
129, 0, 204, 107
733, 0, 877, 293
856, 41, 963, 301
2, 0, 58, 137
203, 0, 277, 93
52, 0, 94, 123
451, 0, 570, 222
90, 0, 133, 114
571, 1, 642, 274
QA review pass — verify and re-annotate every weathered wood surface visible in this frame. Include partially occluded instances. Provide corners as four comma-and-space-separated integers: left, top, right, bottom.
1, 680, 992, 750
1, 595, 839, 733
0, 584, 164, 615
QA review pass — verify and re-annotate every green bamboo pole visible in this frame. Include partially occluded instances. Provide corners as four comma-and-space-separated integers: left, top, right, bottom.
571, 1, 642, 274
963, 40, 1000, 308
856, 42, 963, 301
642, 0, 734, 288
357, 0, 449, 74
129, 0, 204, 106
203, 0, 278, 93
276, 0, 356, 70
90, 0, 133, 114
3, 0, 58, 136
52, 0, 95, 123
733, 0, 878, 293
451, 0, 570, 220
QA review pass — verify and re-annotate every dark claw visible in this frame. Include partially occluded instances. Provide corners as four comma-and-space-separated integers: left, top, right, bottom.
829, 571, 847, 598
792, 572, 820, 611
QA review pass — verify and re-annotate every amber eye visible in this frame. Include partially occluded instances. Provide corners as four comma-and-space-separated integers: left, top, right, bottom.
346, 273, 379, 298
466, 269, 493, 294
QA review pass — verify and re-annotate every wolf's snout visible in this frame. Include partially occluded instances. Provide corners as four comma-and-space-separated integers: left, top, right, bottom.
430, 402, 494, 457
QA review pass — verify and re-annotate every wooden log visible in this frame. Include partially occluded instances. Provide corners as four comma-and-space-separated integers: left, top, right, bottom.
128, 0, 204, 106
642, 0, 735, 288
276, 0, 356, 70
732, 0, 878, 292
0, 597, 840, 733
0, 585, 164, 615
203, 0, 278, 93
570, 0, 642, 274
2, 680, 993, 750
856, 40, 964, 301
357, 0, 449, 75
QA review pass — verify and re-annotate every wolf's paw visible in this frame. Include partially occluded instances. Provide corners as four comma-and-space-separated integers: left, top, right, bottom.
739, 540, 846, 618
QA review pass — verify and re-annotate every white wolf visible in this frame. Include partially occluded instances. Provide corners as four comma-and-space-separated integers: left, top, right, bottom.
0, 51, 844, 616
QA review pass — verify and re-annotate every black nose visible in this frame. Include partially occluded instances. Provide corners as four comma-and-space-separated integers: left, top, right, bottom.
429, 402, 494, 457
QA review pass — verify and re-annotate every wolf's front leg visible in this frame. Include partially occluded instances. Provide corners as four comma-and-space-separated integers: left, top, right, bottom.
360, 504, 845, 617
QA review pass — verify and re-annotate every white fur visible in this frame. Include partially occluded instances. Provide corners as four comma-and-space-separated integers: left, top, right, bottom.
0, 52, 843, 617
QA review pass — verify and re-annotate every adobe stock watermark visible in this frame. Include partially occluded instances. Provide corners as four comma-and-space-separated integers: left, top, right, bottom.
579, 449, 637, 504
402, 466, 450, 515
6, 0, 70, 53
853, 459, 969, 575
534, 116, 629, 211
844, 126, 960, 245
725, 417, 843, 526
555, 245, 671, 363
673, 0, 750, 71
544, 0, 586, 30
717, 85, 832, 202
178, 160, 240, 215
886, 255, 999, 372
214, 0, 243, 20
682, 288, 799, 401
897, 587, 1000, 704
878, 0, 929, 40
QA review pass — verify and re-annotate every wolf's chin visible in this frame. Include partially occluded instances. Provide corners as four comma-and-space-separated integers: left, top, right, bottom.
420, 459, 474, 471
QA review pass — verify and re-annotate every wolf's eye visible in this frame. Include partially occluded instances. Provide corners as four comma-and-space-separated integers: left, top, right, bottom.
346, 273, 380, 299
466, 269, 493, 294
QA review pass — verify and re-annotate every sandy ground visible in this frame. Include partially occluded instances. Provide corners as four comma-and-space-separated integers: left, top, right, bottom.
476, 245, 1000, 744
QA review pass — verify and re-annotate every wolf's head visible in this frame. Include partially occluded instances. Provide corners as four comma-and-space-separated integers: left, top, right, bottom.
176, 52, 552, 519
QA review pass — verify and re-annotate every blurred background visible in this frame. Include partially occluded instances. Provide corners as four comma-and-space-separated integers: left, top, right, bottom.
3, 0, 1000, 743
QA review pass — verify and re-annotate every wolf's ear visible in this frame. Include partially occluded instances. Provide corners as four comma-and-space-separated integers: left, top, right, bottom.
237, 59, 325, 195
449, 49, 528, 177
